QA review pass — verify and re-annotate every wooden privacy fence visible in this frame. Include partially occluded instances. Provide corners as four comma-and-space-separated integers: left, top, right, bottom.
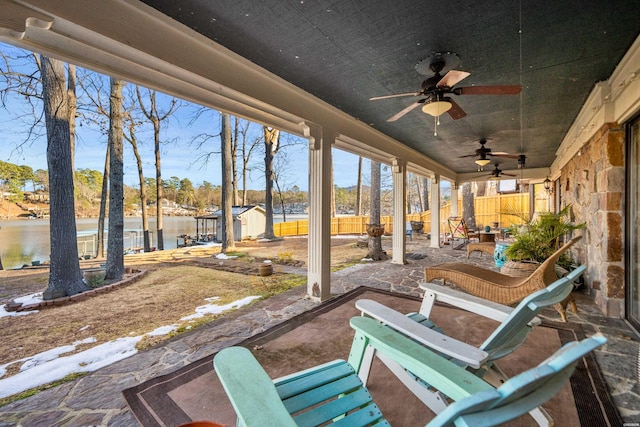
274, 193, 531, 237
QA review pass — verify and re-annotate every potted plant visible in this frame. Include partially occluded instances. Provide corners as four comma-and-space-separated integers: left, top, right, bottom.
502, 205, 585, 275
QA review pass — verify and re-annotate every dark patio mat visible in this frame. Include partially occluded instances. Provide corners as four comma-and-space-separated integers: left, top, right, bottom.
123, 287, 621, 426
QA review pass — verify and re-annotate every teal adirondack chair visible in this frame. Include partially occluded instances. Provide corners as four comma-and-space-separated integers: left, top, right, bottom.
355, 265, 586, 426
214, 315, 605, 426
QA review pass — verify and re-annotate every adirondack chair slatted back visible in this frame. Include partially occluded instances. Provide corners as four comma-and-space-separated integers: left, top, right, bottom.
429, 334, 606, 427
215, 347, 389, 427
480, 265, 586, 361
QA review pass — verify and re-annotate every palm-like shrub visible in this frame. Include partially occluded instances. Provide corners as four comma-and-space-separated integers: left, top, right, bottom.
505, 205, 585, 266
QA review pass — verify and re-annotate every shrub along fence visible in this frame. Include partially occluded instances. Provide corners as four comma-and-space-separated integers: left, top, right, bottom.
274, 193, 533, 237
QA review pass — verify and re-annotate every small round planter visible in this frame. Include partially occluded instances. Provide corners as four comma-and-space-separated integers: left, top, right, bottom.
258, 263, 273, 276
493, 243, 510, 267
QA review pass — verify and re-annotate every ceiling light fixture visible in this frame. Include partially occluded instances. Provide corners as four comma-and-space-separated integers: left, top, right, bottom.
475, 158, 491, 168
421, 97, 452, 117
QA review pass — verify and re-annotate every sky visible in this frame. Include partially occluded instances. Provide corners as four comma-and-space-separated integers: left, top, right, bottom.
0, 251, 260, 399
0, 42, 368, 192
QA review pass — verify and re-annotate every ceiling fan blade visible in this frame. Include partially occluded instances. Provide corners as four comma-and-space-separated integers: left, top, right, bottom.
437, 70, 470, 88
370, 92, 421, 101
490, 152, 520, 159
457, 85, 522, 95
502, 173, 518, 177
447, 98, 466, 120
458, 154, 478, 158
387, 101, 423, 122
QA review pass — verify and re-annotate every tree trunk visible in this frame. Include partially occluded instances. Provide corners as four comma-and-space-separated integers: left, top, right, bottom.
41, 56, 87, 299
273, 172, 287, 222
422, 177, 430, 211
263, 127, 279, 239
367, 160, 388, 260
476, 181, 487, 197
67, 64, 77, 172
221, 114, 235, 251
413, 175, 422, 213
462, 182, 477, 229
105, 78, 125, 280
136, 87, 175, 251
129, 132, 151, 252
153, 113, 164, 250
97, 143, 109, 258
232, 116, 240, 205
355, 156, 363, 216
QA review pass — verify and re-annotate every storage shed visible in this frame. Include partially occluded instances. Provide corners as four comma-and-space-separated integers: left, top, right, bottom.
194, 205, 266, 243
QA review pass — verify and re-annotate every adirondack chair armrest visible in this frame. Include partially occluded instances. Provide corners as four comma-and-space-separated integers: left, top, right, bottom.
349, 316, 492, 401
420, 281, 514, 322
356, 299, 490, 368
214, 347, 297, 427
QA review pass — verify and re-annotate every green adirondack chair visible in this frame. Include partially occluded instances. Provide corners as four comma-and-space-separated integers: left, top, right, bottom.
214, 315, 605, 426
355, 265, 586, 426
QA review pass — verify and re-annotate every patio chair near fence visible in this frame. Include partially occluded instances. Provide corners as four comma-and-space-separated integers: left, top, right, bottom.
445, 216, 478, 249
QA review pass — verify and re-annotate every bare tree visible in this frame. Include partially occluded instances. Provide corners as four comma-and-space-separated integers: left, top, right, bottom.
104, 77, 125, 280
367, 160, 388, 260
221, 113, 235, 251
272, 149, 294, 222
263, 126, 280, 239
77, 70, 110, 256
231, 117, 241, 205
238, 120, 261, 206
40, 56, 87, 299
123, 103, 152, 252
136, 87, 179, 250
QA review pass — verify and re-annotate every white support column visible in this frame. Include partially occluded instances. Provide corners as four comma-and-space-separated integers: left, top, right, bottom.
430, 174, 441, 248
391, 158, 407, 265
450, 182, 459, 217
305, 123, 332, 302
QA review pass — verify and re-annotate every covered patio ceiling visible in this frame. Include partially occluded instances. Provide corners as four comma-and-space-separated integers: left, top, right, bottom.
140, 0, 639, 179
2, 1, 639, 181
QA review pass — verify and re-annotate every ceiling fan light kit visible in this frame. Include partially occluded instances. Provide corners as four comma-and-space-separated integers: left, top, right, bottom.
370, 51, 522, 123
421, 98, 452, 117
475, 158, 491, 168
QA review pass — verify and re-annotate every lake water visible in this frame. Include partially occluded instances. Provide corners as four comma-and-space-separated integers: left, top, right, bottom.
0, 215, 302, 270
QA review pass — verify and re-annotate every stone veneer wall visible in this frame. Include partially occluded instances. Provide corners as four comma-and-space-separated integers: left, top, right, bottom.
560, 122, 625, 317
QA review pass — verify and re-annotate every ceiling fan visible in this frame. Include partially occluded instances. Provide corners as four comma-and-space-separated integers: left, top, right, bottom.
481, 164, 518, 179
370, 52, 521, 122
459, 139, 521, 169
